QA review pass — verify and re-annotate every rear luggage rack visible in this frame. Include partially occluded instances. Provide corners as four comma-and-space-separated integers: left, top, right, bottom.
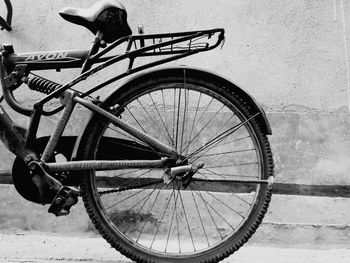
18, 28, 225, 115
94, 28, 225, 60
126, 28, 225, 55
80, 28, 225, 96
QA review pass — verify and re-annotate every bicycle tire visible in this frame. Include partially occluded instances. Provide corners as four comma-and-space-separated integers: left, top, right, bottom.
77, 68, 274, 263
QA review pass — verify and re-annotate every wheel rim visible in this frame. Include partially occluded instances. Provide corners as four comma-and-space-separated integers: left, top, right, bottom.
90, 82, 266, 257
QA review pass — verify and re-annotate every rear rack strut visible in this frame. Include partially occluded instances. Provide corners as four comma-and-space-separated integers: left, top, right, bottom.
49, 28, 224, 101
2, 28, 225, 116
93, 28, 225, 60
80, 28, 225, 96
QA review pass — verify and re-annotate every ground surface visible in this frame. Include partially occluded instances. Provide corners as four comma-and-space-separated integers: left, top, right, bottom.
1, 186, 350, 262
1, 230, 350, 263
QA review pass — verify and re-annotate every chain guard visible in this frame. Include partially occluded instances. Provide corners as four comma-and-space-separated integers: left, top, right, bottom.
12, 135, 159, 203
12, 136, 76, 204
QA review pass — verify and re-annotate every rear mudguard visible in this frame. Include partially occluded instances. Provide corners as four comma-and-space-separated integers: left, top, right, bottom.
71, 67, 272, 161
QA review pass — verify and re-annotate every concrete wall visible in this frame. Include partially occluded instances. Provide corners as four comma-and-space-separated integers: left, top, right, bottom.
1, 0, 350, 186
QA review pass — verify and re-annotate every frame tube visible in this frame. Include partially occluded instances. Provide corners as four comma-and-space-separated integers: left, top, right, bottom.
0, 105, 37, 162
45, 159, 163, 172
41, 91, 76, 161
0, 28, 225, 169
74, 96, 177, 157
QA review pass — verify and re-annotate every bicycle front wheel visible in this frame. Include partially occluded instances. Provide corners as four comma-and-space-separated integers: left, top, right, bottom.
77, 68, 274, 263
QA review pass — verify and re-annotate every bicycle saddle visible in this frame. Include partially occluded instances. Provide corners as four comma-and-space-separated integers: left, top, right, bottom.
59, 0, 132, 43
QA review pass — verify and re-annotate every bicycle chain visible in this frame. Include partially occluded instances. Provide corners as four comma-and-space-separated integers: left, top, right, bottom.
98, 179, 163, 195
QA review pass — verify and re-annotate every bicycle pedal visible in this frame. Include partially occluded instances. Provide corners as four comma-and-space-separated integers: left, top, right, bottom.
48, 186, 80, 216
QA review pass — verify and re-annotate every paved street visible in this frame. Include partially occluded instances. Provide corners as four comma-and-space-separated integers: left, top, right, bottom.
0, 230, 349, 263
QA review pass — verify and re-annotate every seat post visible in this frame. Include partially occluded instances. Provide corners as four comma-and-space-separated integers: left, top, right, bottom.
80, 31, 104, 73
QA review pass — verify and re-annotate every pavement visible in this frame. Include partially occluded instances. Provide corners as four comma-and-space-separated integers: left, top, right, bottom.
1, 185, 350, 262
0, 230, 350, 263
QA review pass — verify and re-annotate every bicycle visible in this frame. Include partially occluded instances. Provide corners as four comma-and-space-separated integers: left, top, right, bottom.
0, 0, 274, 262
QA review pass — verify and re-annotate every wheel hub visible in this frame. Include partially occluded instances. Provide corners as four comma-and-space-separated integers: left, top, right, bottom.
163, 161, 204, 187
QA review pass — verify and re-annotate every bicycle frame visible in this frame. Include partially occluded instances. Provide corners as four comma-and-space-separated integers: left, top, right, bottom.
0, 0, 12, 31
0, 28, 229, 177
0, 1, 276, 257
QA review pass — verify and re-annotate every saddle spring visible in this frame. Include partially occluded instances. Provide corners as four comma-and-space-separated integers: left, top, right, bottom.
25, 75, 62, 95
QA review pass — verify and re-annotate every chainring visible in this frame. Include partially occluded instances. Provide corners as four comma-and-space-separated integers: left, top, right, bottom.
12, 136, 77, 204
12, 135, 158, 203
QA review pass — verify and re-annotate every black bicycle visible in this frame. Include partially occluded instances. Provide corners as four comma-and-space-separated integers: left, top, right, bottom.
0, 1, 274, 262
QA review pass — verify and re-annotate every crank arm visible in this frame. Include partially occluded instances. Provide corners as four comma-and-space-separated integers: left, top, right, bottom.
29, 160, 64, 192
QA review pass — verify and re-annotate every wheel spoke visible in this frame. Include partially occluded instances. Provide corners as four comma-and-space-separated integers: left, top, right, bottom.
186, 112, 260, 161
199, 169, 258, 179
182, 110, 236, 160
107, 126, 148, 147
173, 182, 181, 253
178, 185, 196, 252
150, 188, 175, 249
105, 184, 152, 211
205, 190, 245, 218
172, 88, 177, 145
191, 184, 236, 230
165, 182, 180, 252
136, 187, 162, 243
232, 193, 253, 207
121, 106, 164, 158
135, 98, 173, 146
149, 92, 176, 148
180, 96, 215, 155
179, 83, 189, 155
126, 106, 147, 134
205, 162, 258, 169
122, 185, 160, 234
199, 148, 256, 158
191, 189, 210, 247
81, 77, 273, 260
185, 92, 202, 156
190, 185, 230, 239
180, 104, 225, 156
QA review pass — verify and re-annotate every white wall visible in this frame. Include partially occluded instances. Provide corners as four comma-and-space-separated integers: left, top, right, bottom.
1, 0, 350, 184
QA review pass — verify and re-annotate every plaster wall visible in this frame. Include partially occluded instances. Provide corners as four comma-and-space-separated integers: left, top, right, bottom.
0, 0, 350, 185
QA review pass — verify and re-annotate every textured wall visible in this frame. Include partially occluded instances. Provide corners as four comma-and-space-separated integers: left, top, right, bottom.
1, 0, 350, 185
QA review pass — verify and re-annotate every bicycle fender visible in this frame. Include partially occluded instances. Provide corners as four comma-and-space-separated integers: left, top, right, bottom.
71, 66, 271, 161
165, 67, 272, 135
105, 66, 272, 135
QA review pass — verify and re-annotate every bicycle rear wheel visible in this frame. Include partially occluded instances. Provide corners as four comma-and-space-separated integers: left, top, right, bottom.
77, 68, 274, 263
